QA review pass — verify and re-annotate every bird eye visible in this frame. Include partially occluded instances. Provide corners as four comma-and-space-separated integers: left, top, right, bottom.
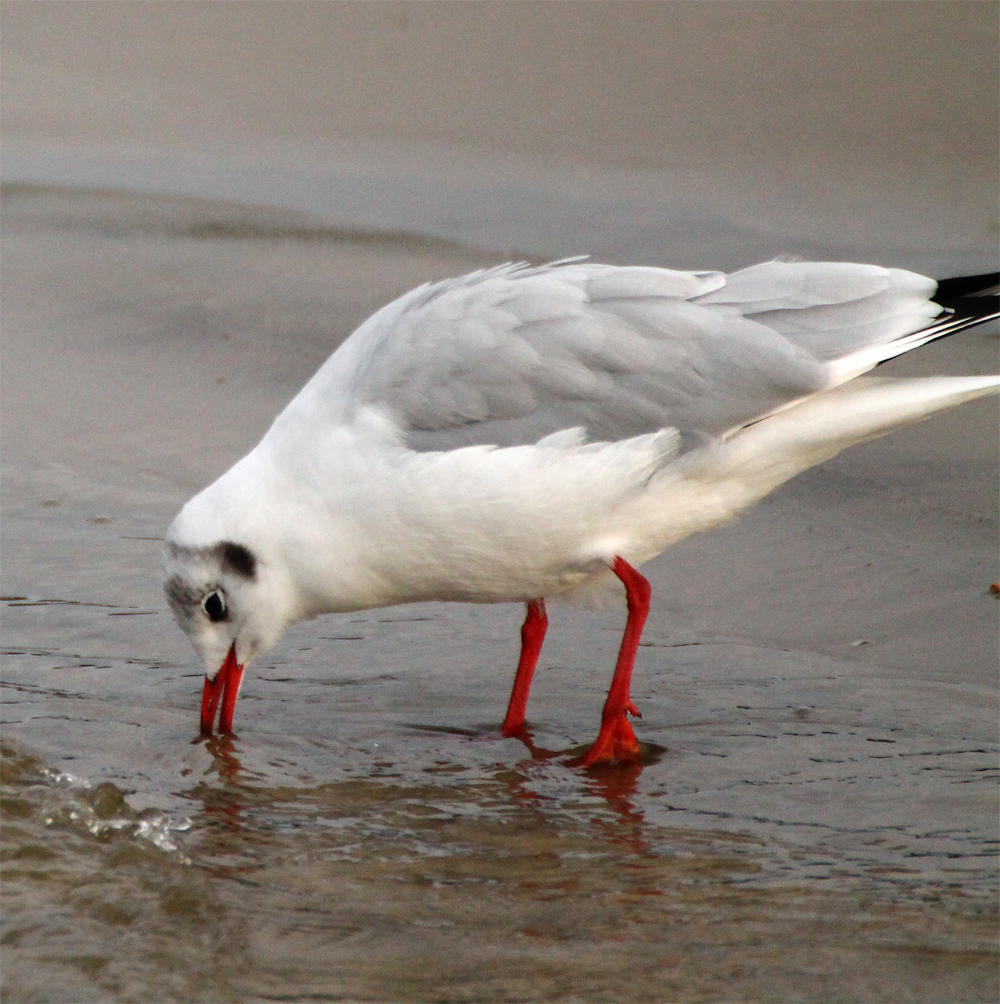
202, 590, 228, 622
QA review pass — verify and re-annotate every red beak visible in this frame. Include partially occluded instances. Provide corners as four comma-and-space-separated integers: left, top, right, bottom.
200, 643, 245, 735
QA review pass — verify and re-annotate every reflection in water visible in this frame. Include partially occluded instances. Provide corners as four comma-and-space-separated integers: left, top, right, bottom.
203, 732, 243, 782
581, 760, 650, 855
196, 733, 247, 829
506, 727, 662, 854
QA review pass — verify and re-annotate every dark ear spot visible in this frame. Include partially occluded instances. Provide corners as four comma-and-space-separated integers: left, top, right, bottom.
216, 541, 257, 580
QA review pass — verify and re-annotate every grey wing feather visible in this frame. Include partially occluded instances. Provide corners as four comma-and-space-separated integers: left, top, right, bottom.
305, 260, 940, 451
695, 261, 939, 359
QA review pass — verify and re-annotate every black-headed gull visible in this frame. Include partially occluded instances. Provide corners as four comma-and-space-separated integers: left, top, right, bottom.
164, 260, 999, 764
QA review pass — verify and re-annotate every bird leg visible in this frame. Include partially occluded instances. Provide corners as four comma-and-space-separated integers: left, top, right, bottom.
580, 557, 650, 766
501, 598, 548, 735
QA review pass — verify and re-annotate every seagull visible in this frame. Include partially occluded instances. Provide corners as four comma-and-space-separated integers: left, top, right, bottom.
164, 260, 999, 765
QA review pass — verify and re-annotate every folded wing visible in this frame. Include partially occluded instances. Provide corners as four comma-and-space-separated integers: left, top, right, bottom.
275, 260, 944, 451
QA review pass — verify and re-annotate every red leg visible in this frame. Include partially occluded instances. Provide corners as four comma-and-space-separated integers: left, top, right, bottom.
501, 598, 548, 735
580, 557, 650, 766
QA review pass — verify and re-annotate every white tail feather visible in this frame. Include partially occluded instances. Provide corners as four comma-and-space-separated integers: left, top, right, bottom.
692, 375, 1000, 507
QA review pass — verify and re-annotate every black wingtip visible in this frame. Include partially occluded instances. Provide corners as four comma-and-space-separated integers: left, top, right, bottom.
934, 272, 999, 311
929, 272, 999, 337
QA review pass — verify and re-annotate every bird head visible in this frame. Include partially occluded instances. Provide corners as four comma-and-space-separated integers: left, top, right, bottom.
163, 528, 295, 736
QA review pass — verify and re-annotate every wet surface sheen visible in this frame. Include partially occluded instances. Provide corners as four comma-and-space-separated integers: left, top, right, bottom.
1, 186, 997, 1003
2, 619, 998, 1003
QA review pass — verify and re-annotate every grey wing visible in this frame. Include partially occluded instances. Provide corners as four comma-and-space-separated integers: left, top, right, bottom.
314, 260, 939, 450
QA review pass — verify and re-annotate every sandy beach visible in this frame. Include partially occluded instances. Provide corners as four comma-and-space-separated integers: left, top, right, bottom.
2, 4, 997, 1002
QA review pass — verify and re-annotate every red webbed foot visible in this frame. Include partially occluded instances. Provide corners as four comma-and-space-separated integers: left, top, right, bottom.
580, 709, 642, 766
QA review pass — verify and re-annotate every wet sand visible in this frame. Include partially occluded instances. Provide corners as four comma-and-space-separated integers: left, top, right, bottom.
3, 2, 998, 275
2, 5, 998, 1003
2, 183, 997, 1003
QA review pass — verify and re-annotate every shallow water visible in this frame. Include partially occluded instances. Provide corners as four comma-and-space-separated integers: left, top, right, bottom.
3, 597, 998, 1003
2, 185, 998, 1002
